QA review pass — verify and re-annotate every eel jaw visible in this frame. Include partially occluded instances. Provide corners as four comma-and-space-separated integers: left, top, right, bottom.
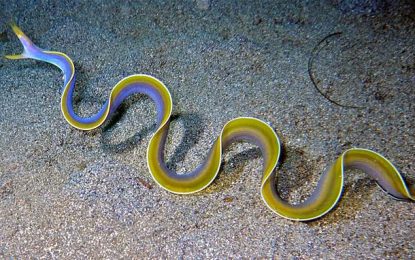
4, 22, 38, 60
4, 53, 27, 60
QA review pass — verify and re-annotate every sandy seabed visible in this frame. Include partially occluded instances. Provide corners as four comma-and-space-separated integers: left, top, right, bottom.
0, 0, 414, 258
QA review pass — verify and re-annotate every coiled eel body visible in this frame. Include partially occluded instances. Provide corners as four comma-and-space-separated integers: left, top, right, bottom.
6, 24, 414, 221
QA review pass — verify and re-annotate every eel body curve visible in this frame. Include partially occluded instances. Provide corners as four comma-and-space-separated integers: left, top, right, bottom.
6, 24, 414, 221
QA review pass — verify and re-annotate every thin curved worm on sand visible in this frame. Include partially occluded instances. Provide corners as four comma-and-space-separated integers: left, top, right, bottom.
308, 32, 361, 109
6, 24, 414, 221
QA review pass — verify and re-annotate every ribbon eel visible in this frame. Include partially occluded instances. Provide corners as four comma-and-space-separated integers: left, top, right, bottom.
6, 24, 414, 221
